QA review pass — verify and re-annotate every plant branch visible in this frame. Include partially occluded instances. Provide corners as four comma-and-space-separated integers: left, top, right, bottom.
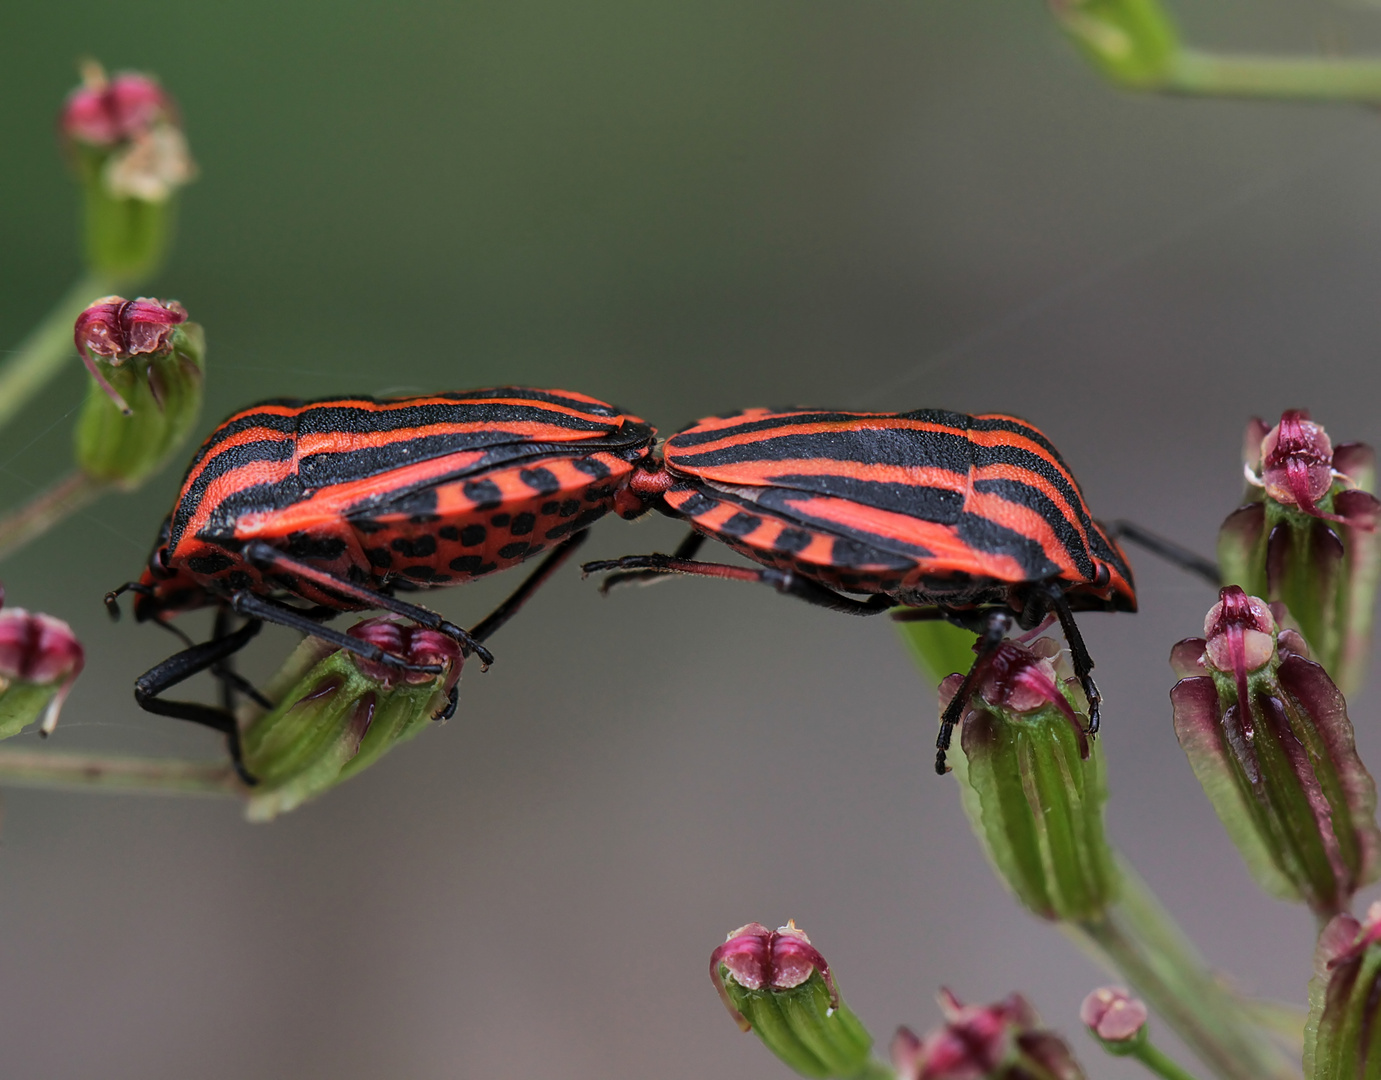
1168, 51, 1381, 103
0, 748, 242, 797
0, 470, 107, 562
0, 273, 113, 433
1130, 1040, 1209, 1080
1069, 863, 1299, 1080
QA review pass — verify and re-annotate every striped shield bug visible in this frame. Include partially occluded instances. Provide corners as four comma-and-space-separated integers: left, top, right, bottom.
108, 387, 655, 781
583, 407, 1137, 773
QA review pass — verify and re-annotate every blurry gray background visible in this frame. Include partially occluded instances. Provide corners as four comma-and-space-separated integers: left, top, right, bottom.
2, 2, 1379, 1077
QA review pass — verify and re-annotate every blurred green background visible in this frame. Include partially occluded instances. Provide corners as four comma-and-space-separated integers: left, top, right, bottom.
5, 2, 1381, 1077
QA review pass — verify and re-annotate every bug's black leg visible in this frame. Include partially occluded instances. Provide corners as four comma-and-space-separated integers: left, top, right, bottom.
468, 530, 590, 644
935, 610, 1012, 775
434, 683, 459, 722
207, 607, 274, 712
240, 542, 496, 668
228, 591, 447, 676
1046, 585, 1102, 737
592, 530, 706, 593
1105, 520, 1221, 587
132, 619, 263, 785
583, 552, 898, 616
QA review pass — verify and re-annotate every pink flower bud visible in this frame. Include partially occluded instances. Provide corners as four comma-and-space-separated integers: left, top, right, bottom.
347, 619, 464, 693
894, 991, 1085, 1080
939, 638, 1087, 756
61, 65, 176, 147
73, 296, 190, 416
1079, 987, 1147, 1043
1260, 410, 1335, 514
710, 920, 837, 1032
1203, 587, 1277, 678
0, 608, 85, 735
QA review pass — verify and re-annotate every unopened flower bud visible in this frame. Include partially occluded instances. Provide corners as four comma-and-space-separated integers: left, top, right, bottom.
711, 921, 873, 1079
239, 618, 462, 821
944, 638, 1118, 922
1305, 903, 1381, 1078
1220, 410, 1381, 695
1170, 586, 1381, 916
1046, 0, 1179, 89
0, 606, 84, 738
892, 990, 1085, 1080
74, 296, 204, 488
1080, 987, 1148, 1051
61, 62, 196, 280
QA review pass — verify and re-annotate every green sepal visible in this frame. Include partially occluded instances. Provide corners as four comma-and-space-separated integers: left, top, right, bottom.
721, 970, 874, 1079
240, 637, 452, 822
954, 691, 1120, 922
1306, 924, 1381, 1079
0, 684, 59, 740
74, 321, 205, 489
1050, 0, 1180, 89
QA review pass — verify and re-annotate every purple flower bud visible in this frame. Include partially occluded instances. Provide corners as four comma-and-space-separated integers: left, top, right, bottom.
893, 990, 1085, 1080
1171, 586, 1381, 916
73, 296, 204, 485
0, 606, 85, 737
1079, 987, 1148, 1044
346, 620, 464, 694
76, 296, 187, 365
1221, 410, 1381, 696
1305, 903, 1381, 1076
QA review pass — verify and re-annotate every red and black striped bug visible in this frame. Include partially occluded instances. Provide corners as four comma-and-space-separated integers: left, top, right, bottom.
108, 387, 656, 781
583, 407, 1138, 773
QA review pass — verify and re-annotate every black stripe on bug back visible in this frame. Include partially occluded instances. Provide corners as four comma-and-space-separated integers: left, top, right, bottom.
189, 393, 628, 482
671, 426, 974, 473
293, 400, 615, 438
674, 428, 1095, 570
170, 438, 298, 550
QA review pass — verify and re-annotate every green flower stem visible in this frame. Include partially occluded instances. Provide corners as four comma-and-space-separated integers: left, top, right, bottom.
0, 748, 242, 796
1129, 1040, 1208, 1080
1070, 865, 1297, 1080
0, 273, 114, 433
1167, 50, 1381, 103
0, 470, 107, 562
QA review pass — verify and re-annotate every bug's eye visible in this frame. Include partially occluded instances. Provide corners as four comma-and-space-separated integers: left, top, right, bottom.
156, 547, 171, 571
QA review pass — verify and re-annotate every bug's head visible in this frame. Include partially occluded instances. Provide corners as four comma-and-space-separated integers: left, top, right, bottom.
615, 447, 672, 519
1093, 527, 1138, 614
105, 515, 207, 622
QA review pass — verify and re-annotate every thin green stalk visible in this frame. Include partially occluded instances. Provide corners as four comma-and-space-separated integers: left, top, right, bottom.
0, 748, 242, 797
0, 273, 113, 433
1069, 866, 1298, 1080
0, 470, 107, 561
1168, 50, 1381, 103
1130, 1040, 1208, 1080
